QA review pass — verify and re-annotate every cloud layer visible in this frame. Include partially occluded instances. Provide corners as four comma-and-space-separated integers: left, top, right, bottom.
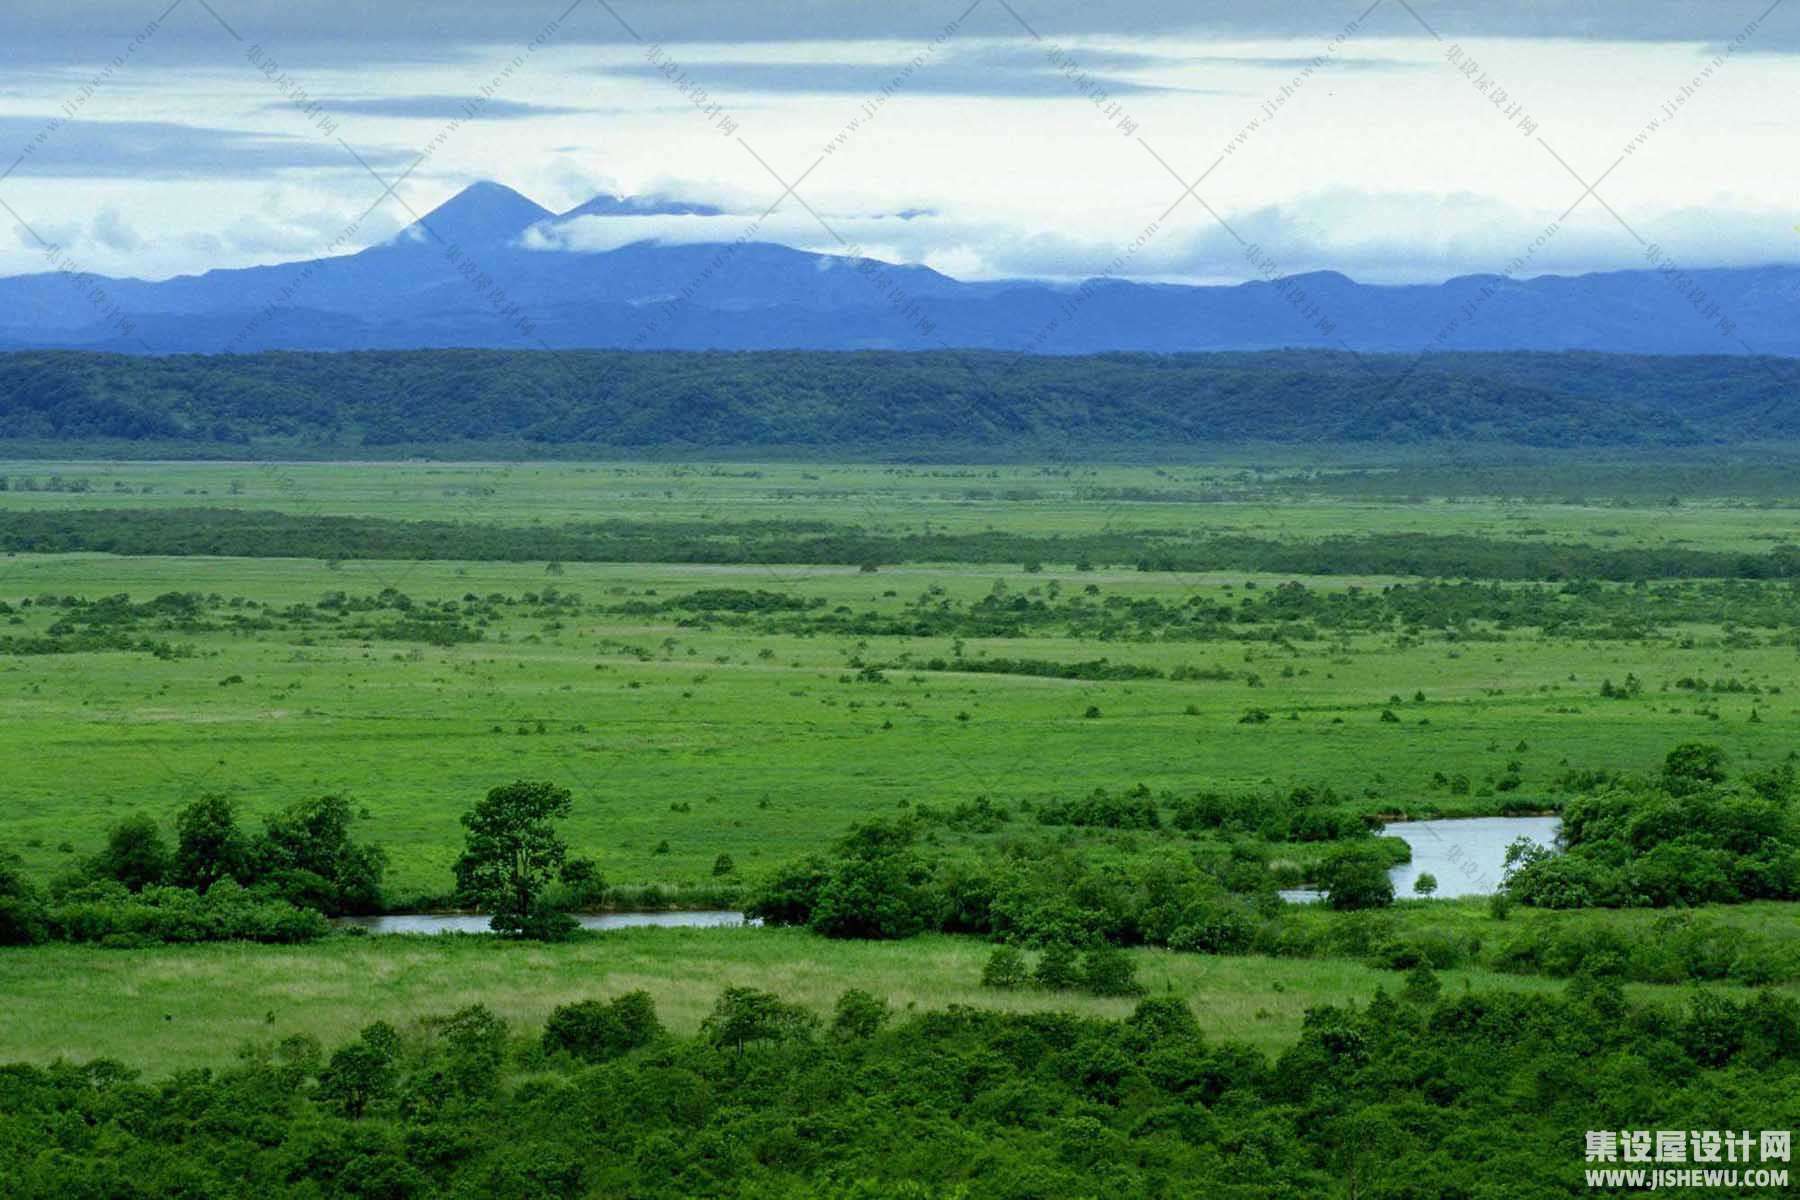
0, 2, 1794, 285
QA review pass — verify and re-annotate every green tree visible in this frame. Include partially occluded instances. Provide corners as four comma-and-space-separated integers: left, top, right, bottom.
453, 781, 575, 937
434, 1005, 508, 1099
807, 821, 937, 940
1401, 963, 1441, 1006
1412, 873, 1438, 898
172, 794, 248, 890
317, 1021, 401, 1118
89, 813, 170, 892
542, 992, 663, 1063
557, 856, 606, 908
1662, 742, 1728, 794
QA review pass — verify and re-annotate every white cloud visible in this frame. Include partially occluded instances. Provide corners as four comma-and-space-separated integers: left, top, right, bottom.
1, 20, 1796, 284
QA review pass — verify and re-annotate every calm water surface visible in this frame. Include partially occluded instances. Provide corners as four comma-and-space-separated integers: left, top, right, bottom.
1281, 815, 1561, 903
339, 911, 756, 935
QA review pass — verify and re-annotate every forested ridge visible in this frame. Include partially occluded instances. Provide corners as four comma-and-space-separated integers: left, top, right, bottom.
0, 349, 1794, 453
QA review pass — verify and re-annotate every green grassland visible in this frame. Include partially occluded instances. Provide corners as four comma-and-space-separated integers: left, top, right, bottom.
0, 925, 1781, 1076
6, 458, 1800, 551
2, 548, 1795, 899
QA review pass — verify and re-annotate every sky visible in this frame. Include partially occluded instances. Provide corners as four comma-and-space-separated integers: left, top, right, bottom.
0, 0, 1794, 285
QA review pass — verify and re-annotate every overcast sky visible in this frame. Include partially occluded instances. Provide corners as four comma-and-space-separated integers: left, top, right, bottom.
0, 0, 1793, 284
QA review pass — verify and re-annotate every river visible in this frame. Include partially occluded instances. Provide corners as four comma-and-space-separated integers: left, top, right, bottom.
338, 910, 756, 935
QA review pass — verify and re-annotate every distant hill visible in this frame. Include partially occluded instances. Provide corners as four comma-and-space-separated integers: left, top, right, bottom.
0, 348, 1793, 456
0, 181, 1795, 356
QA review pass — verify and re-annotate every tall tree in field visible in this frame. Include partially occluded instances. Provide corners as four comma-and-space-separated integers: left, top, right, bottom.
453, 781, 575, 938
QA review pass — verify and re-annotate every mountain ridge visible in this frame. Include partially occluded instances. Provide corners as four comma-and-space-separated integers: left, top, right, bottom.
2, 181, 1797, 357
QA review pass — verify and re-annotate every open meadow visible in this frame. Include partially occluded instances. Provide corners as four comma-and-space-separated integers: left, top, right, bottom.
3, 461, 1799, 900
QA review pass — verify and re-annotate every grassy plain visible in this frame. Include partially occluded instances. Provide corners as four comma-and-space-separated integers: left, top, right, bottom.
3, 456, 1799, 1074
0, 551, 1794, 899
6, 458, 1800, 549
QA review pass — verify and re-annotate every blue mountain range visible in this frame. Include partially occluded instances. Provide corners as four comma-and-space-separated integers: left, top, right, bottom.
1, 181, 1794, 356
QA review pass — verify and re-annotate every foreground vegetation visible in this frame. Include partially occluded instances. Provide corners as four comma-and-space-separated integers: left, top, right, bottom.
2, 966, 1796, 1197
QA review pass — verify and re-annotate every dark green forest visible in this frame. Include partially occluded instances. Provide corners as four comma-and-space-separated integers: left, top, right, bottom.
0, 349, 1794, 454
8, 507, 1800, 580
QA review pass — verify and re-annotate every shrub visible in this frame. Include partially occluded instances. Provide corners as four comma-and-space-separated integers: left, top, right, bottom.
1079, 943, 1145, 997
981, 945, 1029, 990
1401, 963, 1441, 1006
1318, 845, 1395, 911
1167, 908, 1255, 955
744, 857, 831, 926
542, 992, 663, 1063
831, 989, 890, 1039
0, 853, 48, 945
1033, 941, 1081, 990
46, 881, 328, 945
557, 857, 607, 908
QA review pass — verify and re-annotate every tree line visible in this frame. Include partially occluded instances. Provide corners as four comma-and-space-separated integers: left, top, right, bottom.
8, 507, 1800, 581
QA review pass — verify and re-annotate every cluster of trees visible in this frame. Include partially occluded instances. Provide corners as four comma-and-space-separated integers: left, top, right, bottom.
1, 794, 384, 946
1504, 744, 1800, 909
0, 586, 522, 655
9, 505, 1800, 581
3, 979, 1798, 1197
3, 778, 606, 946
1264, 899, 1800, 986
981, 941, 1146, 997
746, 819, 1289, 952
